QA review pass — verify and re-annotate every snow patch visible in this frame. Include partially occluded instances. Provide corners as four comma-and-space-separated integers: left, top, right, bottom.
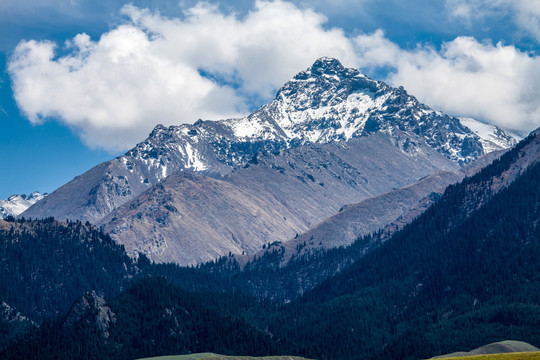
459, 117, 518, 153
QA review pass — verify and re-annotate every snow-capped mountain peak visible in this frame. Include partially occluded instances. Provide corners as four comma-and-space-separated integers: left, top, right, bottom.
118, 58, 516, 188
0, 191, 46, 219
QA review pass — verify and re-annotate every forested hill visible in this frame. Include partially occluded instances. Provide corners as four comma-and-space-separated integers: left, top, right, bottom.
0, 277, 289, 360
0, 217, 143, 321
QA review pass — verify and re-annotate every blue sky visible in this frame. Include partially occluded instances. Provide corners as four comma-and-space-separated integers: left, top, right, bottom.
2, 0, 540, 198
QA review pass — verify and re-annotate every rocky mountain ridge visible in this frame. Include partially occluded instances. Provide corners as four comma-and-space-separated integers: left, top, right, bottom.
102, 133, 459, 264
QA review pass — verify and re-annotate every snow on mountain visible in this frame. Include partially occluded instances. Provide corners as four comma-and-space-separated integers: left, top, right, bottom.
459, 117, 519, 153
122, 57, 490, 184
0, 192, 46, 219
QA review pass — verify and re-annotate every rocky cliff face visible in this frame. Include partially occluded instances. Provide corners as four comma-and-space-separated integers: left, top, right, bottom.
102, 132, 459, 264
101, 171, 306, 265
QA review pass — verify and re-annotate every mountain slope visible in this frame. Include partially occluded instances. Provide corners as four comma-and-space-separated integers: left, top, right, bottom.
459, 117, 517, 153
0, 218, 142, 321
276, 170, 463, 256
101, 171, 306, 265
22, 58, 517, 265
102, 133, 459, 264
1, 278, 290, 360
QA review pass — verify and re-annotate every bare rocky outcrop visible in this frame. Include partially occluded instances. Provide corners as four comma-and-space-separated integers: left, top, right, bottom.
63, 291, 116, 339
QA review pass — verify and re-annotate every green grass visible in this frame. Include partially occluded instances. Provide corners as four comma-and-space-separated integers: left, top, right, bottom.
438, 352, 540, 360
137, 354, 313, 360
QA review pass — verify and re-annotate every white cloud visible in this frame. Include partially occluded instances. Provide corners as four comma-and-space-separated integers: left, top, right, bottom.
8, 0, 540, 152
509, 0, 540, 41
8, 24, 245, 151
402, 38, 540, 134
444, 0, 496, 25
8, 0, 357, 151
445, 0, 540, 42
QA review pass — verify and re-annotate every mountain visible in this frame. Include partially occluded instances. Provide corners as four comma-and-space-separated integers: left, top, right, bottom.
101, 171, 306, 265
260, 130, 540, 360
270, 170, 464, 259
459, 117, 518, 153
102, 134, 460, 264
22, 58, 516, 264
2, 131, 540, 360
0, 191, 46, 219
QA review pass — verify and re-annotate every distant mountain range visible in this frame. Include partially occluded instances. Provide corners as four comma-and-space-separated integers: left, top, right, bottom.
0, 191, 46, 219
21, 58, 517, 265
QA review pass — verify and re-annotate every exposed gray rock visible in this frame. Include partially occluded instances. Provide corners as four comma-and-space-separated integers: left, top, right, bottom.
226, 132, 459, 229
279, 170, 464, 258
0, 301, 34, 326
101, 171, 306, 265
63, 291, 116, 339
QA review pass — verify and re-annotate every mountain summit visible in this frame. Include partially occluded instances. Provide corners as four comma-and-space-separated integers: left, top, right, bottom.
22, 58, 517, 264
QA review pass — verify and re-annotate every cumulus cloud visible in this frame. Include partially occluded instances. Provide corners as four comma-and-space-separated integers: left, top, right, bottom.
8, 0, 540, 151
8, 0, 357, 151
